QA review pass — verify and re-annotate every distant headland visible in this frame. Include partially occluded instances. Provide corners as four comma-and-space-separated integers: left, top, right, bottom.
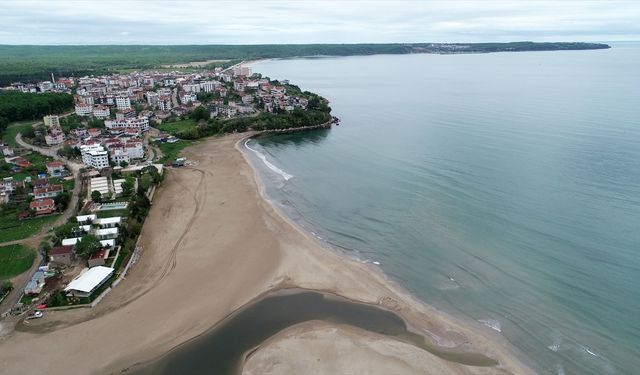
0, 42, 610, 86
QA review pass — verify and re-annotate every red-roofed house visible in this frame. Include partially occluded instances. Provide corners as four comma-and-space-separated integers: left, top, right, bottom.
33, 184, 63, 199
87, 248, 110, 267
46, 161, 65, 177
49, 245, 75, 265
30, 198, 55, 215
9, 156, 31, 168
87, 128, 101, 138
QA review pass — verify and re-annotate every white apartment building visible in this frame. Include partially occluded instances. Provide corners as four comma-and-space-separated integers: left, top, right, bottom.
43, 115, 60, 127
110, 148, 130, 165
45, 129, 64, 145
81, 95, 95, 105
158, 96, 172, 111
81, 145, 109, 169
93, 106, 110, 119
125, 141, 144, 159
104, 116, 149, 133
115, 96, 132, 110
200, 81, 219, 93
180, 92, 197, 104
75, 103, 93, 116
182, 83, 201, 93
145, 91, 159, 106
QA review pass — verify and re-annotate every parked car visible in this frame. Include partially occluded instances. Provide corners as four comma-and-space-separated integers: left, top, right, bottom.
26, 311, 43, 319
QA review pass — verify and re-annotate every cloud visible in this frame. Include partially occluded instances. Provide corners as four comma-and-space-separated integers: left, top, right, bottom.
0, 0, 638, 44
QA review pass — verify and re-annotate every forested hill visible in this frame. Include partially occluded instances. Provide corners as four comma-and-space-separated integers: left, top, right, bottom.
0, 42, 610, 86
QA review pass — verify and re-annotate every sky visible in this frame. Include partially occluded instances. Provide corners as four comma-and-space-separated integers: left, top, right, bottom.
0, 0, 639, 45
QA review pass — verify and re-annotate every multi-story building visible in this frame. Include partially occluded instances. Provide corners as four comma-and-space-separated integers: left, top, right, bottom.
125, 140, 144, 159
200, 81, 219, 93
93, 105, 110, 119
81, 145, 109, 169
45, 128, 65, 145
158, 96, 172, 111
145, 91, 159, 106
115, 96, 131, 110
110, 148, 130, 165
182, 83, 201, 93
104, 116, 149, 133
43, 115, 60, 127
75, 103, 93, 116
180, 92, 197, 104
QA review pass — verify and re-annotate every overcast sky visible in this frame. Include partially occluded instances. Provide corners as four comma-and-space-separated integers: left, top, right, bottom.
1, 1, 638, 45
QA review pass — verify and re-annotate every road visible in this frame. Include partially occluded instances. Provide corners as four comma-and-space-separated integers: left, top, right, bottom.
0, 133, 84, 315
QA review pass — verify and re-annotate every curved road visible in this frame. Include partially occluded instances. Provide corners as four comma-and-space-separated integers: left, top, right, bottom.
0, 133, 84, 316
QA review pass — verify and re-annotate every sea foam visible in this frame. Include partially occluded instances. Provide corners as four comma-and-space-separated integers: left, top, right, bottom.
245, 140, 293, 181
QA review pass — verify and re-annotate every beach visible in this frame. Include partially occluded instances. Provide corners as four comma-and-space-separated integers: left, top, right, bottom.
0, 133, 531, 374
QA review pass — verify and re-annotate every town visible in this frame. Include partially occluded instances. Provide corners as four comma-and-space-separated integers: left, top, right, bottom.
0, 62, 330, 319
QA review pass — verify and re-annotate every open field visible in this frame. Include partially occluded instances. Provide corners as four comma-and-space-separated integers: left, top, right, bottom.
2, 122, 34, 148
0, 244, 35, 279
0, 212, 59, 243
158, 140, 194, 163
156, 119, 197, 135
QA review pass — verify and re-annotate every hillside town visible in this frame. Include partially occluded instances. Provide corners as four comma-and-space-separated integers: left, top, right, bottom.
0, 62, 321, 318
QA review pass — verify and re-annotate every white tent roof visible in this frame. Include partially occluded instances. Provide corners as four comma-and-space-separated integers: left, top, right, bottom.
95, 228, 118, 235
65, 266, 114, 293
62, 237, 82, 246
95, 217, 121, 225
76, 214, 96, 222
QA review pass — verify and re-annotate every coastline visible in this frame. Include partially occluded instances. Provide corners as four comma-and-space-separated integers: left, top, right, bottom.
0, 133, 532, 375
237, 134, 535, 373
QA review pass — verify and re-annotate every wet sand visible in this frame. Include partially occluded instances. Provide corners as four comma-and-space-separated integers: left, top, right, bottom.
0, 134, 531, 374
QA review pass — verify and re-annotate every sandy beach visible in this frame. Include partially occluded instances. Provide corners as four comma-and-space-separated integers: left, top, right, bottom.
0, 133, 532, 374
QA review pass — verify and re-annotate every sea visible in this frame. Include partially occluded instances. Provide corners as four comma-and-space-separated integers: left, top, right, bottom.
246, 43, 640, 375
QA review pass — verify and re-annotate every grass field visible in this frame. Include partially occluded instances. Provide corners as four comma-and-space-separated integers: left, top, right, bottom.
0, 244, 35, 279
96, 209, 129, 219
157, 119, 197, 135
0, 212, 59, 243
2, 121, 35, 148
159, 140, 195, 163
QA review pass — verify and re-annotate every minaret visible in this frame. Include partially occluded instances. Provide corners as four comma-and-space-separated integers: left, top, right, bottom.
51, 72, 55, 83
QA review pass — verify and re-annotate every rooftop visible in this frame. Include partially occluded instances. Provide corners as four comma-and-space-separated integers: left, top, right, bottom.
64, 266, 114, 293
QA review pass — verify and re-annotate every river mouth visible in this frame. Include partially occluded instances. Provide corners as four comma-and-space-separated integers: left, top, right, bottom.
129, 289, 498, 375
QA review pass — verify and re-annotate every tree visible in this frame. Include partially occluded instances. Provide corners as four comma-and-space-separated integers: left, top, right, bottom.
91, 190, 102, 203
21, 125, 35, 139
75, 234, 102, 259
190, 106, 209, 122
119, 161, 128, 168
121, 177, 135, 196
54, 191, 72, 211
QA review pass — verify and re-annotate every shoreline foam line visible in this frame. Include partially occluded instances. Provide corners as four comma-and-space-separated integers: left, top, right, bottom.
244, 139, 293, 181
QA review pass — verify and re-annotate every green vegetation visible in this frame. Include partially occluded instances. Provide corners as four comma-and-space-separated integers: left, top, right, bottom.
0, 212, 59, 243
2, 121, 34, 147
158, 140, 194, 163
0, 43, 610, 86
156, 119, 197, 134
75, 234, 101, 259
0, 244, 35, 279
96, 209, 129, 219
0, 92, 73, 136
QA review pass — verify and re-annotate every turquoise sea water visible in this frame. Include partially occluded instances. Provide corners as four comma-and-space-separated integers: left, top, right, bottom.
248, 44, 640, 374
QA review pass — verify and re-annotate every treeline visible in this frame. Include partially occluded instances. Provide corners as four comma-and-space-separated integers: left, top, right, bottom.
0, 42, 610, 86
0, 91, 73, 134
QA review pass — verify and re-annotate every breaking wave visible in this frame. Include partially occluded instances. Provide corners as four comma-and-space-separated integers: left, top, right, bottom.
245, 139, 293, 181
